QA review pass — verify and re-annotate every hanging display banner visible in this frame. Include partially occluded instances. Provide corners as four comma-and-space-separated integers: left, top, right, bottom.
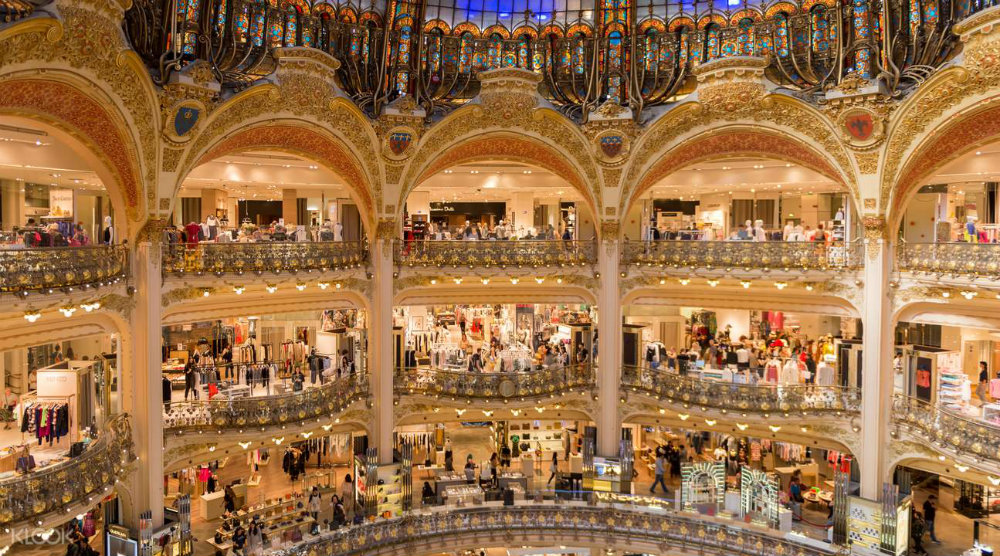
49, 188, 73, 218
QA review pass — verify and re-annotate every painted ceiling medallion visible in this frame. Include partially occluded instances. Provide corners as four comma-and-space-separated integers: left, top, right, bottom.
839, 108, 884, 148
384, 126, 417, 160
594, 130, 629, 164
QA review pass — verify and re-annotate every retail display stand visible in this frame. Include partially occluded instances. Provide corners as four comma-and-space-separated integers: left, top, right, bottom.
680, 461, 726, 515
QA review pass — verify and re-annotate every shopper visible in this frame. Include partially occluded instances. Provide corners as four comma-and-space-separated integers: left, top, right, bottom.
978, 361, 990, 403
207, 472, 217, 494
464, 460, 476, 483
479, 458, 492, 488
922, 495, 941, 544
421, 481, 435, 505
332, 496, 347, 527
340, 474, 354, 513
789, 477, 805, 520
307, 486, 321, 520
547, 453, 559, 486
231, 526, 247, 556
650, 454, 669, 495
910, 511, 928, 556
183, 360, 198, 401
246, 522, 263, 556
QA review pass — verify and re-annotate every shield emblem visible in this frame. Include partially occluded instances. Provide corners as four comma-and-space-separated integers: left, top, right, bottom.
173, 106, 200, 137
388, 131, 412, 156
845, 112, 874, 141
600, 135, 624, 158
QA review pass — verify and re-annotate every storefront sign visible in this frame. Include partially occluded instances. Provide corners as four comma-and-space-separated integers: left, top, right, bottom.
49, 188, 73, 218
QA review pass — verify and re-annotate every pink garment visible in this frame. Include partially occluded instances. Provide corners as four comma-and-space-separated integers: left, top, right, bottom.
989, 378, 1000, 398
197, 466, 210, 482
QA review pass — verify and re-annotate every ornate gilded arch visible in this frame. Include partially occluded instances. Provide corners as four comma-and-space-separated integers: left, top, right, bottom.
396, 69, 603, 226
625, 127, 854, 217
0, 10, 161, 237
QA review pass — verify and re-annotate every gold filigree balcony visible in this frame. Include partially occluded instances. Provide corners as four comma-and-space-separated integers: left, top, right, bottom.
898, 242, 1000, 279
892, 394, 1000, 468
163, 373, 368, 432
395, 364, 594, 400
622, 240, 863, 273
394, 240, 596, 269
0, 246, 128, 295
161, 241, 367, 277
284, 502, 837, 556
621, 365, 862, 415
0, 414, 134, 527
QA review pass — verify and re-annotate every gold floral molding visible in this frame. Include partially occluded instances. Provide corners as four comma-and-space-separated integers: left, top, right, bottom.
375, 218, 397, 241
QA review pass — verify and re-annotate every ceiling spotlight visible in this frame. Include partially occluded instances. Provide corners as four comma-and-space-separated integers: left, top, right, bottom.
23, 310, 41, 323
80, 301, 101, 312
740, 280, 751, 289
707, 279, 719, 287
659, 278, 666, 285
59, 306, 76, 317
955, 464, 969, 472
335, 283, 342, 289
775, 282, 788, 290
233, 285, 245, 295
510, 277, 519, 284
453, 277, 463, 284
266, 284, 277, 293
804, 283, 814, 291
318, 282, 329, 290
960, 290, 978, 300
678, 413, 690, 421
705, 419, 716, 426
481, 277, 490, 285
296, 283, 307, 291
430, 279, 437, 285
535, 277, 545, 284
678, 278, 690, 286
202, 288, 211, 297
736, 423, 749, 431
769, 425, 781, 432
942, 291, 951, 298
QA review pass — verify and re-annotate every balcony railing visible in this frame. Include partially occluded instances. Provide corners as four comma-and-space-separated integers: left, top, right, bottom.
280, 501, 835, 556
161, 241, 367, 276
898, 242, 1000, 277
621, 240, 863, 272
163, 373, 368, 432
395, 364, 594, 400
394, 240, 596, 269
621, 366, 862, 414
0, 414, 134, 526
0, 245, 128, 294
892, 394, 1000, 464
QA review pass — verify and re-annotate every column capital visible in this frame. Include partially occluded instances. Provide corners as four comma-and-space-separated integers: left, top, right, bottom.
862, 214, 888, 242
375, 217, 398, 241
600, 221, 621, 240
135, 217, 169, 246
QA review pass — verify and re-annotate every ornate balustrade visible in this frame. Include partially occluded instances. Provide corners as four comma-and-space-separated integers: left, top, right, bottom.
621, 365, 861, 414
395, 364, 594, 400
892, 394, 1000, 465
275, 500, 835, 556
161, 241, 366, 277
621, 240, 864, 272
394, 240, 596, 269
898, 242, 1000, 278
0, 414, 134, 527
163, 373, 368, 431
0, 245, 128, 295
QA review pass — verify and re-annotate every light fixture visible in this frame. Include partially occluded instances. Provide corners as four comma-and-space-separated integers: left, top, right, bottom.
769, 425, 781, 432
535, 406, 545, 413
335, 283, 342, 289
800, 426, 810, 433
318, 282, 329, 290
272, 437, 285, 445
659, 408, 666, 414
659, 278, 666, 285
430, 279, 437, 285
481, 277, 490, 285
455, 409, 466, 416
775, 282, 788, 290
942, 291, 951, 298
510, 409, 521, 416
202, 288, 211, 297
208, 445, 216, 452
805, 283, 814, 291
510, 277, 520, 284
678, 413, 690, 421
705, 419, 716, 426
960, 290, 978, 300
736, 423, 749, 431
740, 280, 751, 289
453, 277, 463, 285
707, 279, 719, 287
679, 278, 690, 286
23, 310, 41, 323
535, 277, 545, 284
938, 455, 946, 461
233, 285, 245, 295
556, 278, 563, 284
482, 410, 493, 417
266, 284, 277, 293
955, 464, 969, 472
59, 306, 76, 317
80, 301, 101, 312
322, 424, 333, 431
238, 441, 252, 450
989, 476, 1000, 486
296, 283, 307, 291
301, 432, 313, 439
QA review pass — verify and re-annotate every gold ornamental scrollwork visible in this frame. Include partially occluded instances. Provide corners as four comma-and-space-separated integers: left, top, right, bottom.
863, 215, 888, 261
376, 218, 398, 241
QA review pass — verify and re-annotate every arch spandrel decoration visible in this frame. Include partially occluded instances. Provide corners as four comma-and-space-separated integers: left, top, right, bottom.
620, 66, 857, 215
0, 8, 162, 233
882, 11, 1000, 221
397, 68, 603, 216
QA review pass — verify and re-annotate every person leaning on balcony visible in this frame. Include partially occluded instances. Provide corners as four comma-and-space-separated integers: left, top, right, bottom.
977, 360, 990, 403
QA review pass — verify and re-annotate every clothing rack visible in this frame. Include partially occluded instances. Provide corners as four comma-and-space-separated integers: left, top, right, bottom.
19, 394, 75, 445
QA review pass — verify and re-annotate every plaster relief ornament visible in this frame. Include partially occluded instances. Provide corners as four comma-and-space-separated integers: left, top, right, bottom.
838, 108, 884, 148
383, 126, 417, 160
594, 130, 630, 165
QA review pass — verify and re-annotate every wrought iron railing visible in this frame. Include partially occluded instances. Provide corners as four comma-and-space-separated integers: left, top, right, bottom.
163, 373, 368, 431
395, 364, 594, 399
892, 394, 1000, 464
0, 414, 134, 526
0, 245, 128, 294
393, 240, 596, 268
161, 241, 367, 276
277, 502, 836, 556
897, 242, 1000, 277
621, 240, 864, 272
621, 365, 862, 414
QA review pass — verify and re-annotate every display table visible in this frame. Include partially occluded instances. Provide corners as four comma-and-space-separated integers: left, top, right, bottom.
777, 508, 793, 532
200, 490, 226, 521
442, 484, 483, 505
774, 463, 819, 488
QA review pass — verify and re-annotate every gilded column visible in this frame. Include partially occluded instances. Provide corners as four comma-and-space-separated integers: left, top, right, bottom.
371, 218, 396, 462
597, 222, 622, 456
121, 220, 166, 528
859, 215, 893, 499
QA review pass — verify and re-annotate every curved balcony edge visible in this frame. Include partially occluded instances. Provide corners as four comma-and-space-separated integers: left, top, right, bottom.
394, 364, 595, 401
160, 241, 368, 278
621, 366, 862, 416
274, 501, 836, 556
0, 245, 129, 297
162, 374, 370, 433
0, 413, 134, 529
393, 240, 597, 269
621, 240, 865, 273
898, 242, 1000, 281
892, 393, 1000, 473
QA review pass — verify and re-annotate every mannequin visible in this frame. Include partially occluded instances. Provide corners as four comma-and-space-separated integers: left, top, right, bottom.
965, 216, 978, 243
741, 220, 753, 240
780, 358, 799, 384
102, 216, 114, 245
753, 219, 767, 242
206, 214, 219, 240
334, 221, 343, 241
